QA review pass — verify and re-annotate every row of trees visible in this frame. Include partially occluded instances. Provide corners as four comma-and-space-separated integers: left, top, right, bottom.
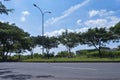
58, 24, 120, 58
0, 21, 120, 61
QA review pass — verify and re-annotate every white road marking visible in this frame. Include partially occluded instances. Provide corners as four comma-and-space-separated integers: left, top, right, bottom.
53, 66, 97, 70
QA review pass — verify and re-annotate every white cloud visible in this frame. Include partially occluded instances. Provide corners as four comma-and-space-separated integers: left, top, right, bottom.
45, 0, 90, 26
106, 16, 120, 27
84, 16, 120, 28
21, 16, 26, 22
45, 16, 120, 37
20, 11, 30, 22
22, 11, 30, 16
45, 29, 65, 37
63, 0, 90, 18
45, 28, 89, 37
89, 9, 114, 18
77, 19, 82, 25
45, 29, 75, 37
84, 19, 107, 28
89, 10, 99, 18
75, 27, 88, 33
76, 9, 120, 30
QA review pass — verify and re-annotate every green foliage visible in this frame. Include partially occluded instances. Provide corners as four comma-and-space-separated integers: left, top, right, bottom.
82, 27, 112, 57
59, 30, 79, 48
110, 22, 120, 41
112, 51, 120, 58
43, 52, 55, 58
111, 22, 120, 35
33, 53, 42, 58
0, 22, 30, 61
35, 36, 58, 59
87, 52, 99, 58
86, 50, 120, 58
56, 51, 69, 57
43, 37, 59, 50
59, 30, 79, 57
0, 1, 14, 15
56, 51, 75, 57
76, 50, 88, 56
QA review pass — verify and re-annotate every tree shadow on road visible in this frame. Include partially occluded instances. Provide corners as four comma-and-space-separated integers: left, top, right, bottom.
0, 71, 13, 75
1, 74, 55, 80
0, 68, 54, 80
1, 74, 32, 80
0, 68, 13, 76
0, 68, 11, 71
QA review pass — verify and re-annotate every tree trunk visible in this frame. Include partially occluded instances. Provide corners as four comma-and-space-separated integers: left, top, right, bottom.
5, 52, 9, 61
1, 45, 6, 61
98, 47, 102, 58
46, 48, 50, 59
18, 53, 21, 61
1, 53, 5, 61
68, 47, 72, 58
18, 54, 21, 61
30, 49, 33, 59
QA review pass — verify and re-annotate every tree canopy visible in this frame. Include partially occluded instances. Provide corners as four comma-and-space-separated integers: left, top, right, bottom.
0, 0, 13, 15
82, 27, 112, 57
110, 22, 120, 41
0, 22, 30, 61
59, 30, 79, 57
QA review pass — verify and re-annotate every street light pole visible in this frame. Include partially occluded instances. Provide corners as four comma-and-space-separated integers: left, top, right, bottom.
33, 4, 51, 55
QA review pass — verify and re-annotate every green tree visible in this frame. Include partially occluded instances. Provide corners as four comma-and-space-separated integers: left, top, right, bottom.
0, 0, 13, 15
35, 36, 42, 47
43, 36, 58, 59
28, 36, 37, 59
35, 36, 58, 59
82, 27, 112, 58
0, 22, 30, 61
59, 30, 79, 57
110, 22, 120, 41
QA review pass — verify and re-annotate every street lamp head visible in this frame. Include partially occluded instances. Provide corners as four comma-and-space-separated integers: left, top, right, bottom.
33, 4, 37, 7
48, 11, 51, 14
44, 11, 51, 14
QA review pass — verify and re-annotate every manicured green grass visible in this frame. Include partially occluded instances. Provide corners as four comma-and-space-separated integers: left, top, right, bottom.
22, 57, 120, 62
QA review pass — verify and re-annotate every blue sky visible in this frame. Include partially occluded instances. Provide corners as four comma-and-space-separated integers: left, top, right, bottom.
0, 0, 120, 54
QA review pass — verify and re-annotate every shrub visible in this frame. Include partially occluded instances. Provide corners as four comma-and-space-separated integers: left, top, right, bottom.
86, 50, 120, 58
56, 51, 69, 57
56, 51, 75, 57
43, 52, 55, 58
87, 52, 99, 58
113, 51, 120, 58
76, 50, 88, 56
33, 53, 42, 58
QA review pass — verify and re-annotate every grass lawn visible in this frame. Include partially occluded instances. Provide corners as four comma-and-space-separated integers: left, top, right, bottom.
22, 57, 120, 62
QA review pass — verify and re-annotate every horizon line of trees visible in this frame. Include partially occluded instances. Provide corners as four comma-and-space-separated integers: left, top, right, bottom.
0, 21, 120, 61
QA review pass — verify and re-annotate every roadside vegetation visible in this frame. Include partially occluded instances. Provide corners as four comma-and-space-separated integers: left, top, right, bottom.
0, 0, 120, 62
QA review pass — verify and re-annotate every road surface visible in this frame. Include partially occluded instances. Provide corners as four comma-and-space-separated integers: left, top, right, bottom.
0, 62, 120, 80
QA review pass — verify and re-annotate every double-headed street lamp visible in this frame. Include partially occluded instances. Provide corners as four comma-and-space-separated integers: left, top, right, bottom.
33, 4, 51, 54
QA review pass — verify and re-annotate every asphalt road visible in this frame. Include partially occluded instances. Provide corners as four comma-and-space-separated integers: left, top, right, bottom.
0, 63, 120, 80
